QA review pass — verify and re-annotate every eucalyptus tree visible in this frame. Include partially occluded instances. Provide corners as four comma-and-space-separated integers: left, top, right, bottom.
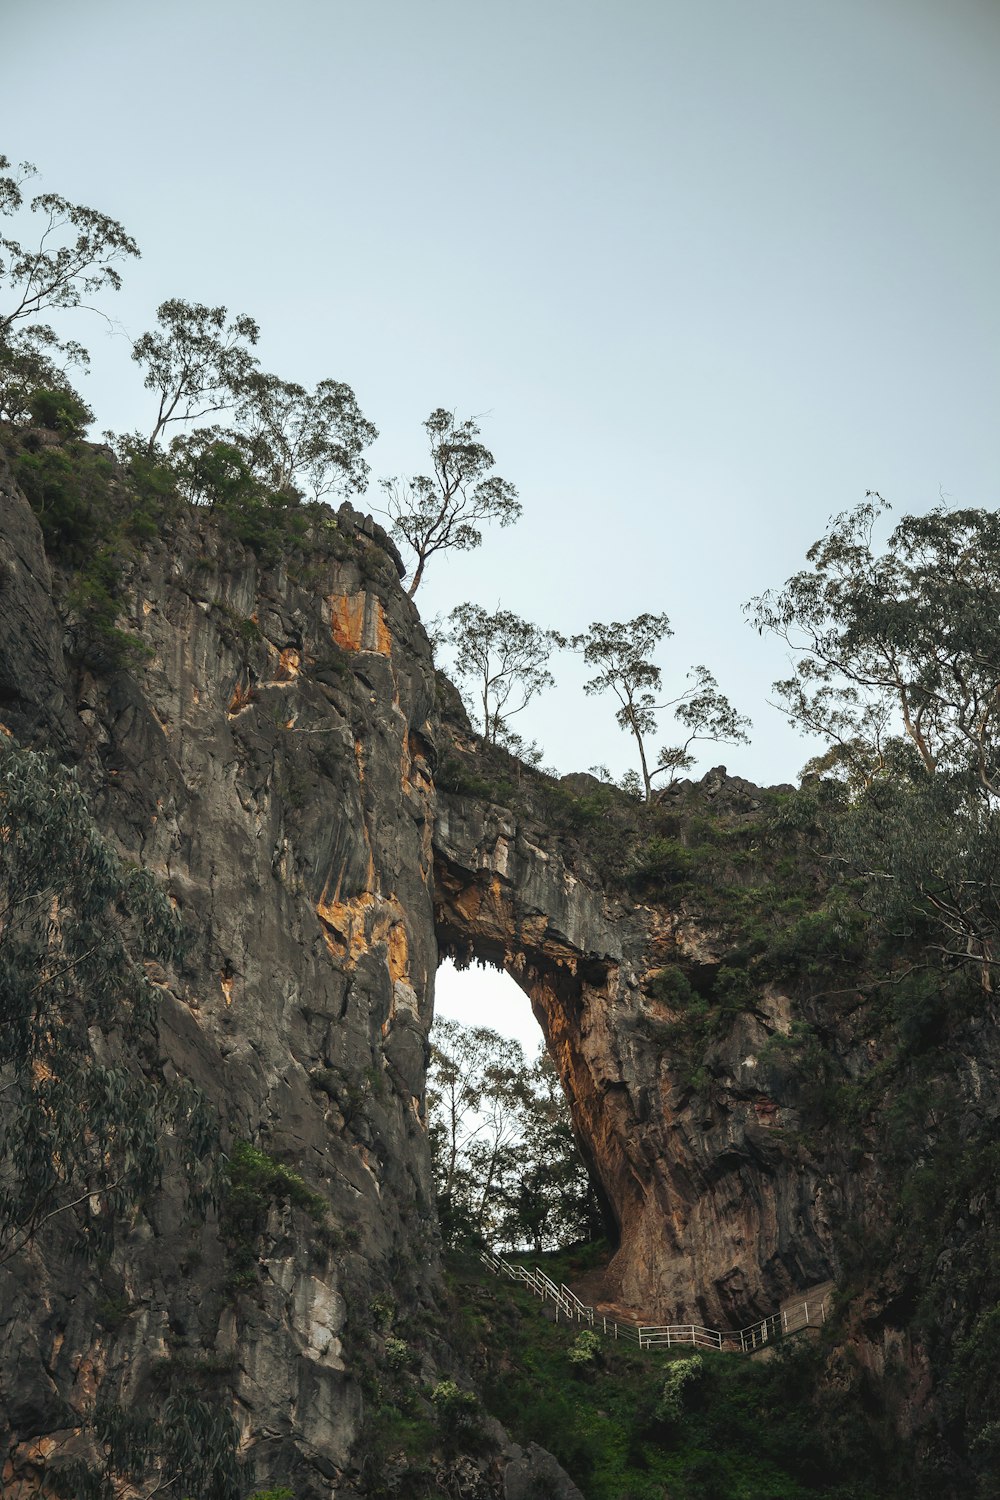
0, 153, 139, 340
427, 1017, 529, 1244
574, 613, 750, 801
380, 408, 521, 596
748, 497, 1000, 980
0, 153, 138, 423
233, 368, 377, 500
427, 1017, 596, 1251
445, 602, 564, 747
0, 740, 210, 1265
747, 496, 1000, 795
132, 297, 260, 453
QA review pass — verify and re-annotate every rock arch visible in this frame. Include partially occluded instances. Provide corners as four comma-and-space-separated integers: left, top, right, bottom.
432, 788, 837, 1328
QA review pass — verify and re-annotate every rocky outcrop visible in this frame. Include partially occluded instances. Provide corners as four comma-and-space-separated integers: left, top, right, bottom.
0, 471, 446, 1496
434, 780, 839, 1329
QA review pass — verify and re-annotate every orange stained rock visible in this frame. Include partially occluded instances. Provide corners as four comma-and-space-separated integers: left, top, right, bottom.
386, 919, 409, 984
228, 677, 253, 716
316, 890, 409, 981
330, 592, 393, 655
221, 974, 235, 1007
277, 646, 301, 680
453, 884, 483, 923
374, 602, 392, 655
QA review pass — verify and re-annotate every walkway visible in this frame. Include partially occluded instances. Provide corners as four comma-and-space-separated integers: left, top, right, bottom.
481, 1248, 833, 1355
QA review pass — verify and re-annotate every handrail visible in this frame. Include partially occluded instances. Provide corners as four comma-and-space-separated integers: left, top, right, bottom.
479, 1248, 831, 1357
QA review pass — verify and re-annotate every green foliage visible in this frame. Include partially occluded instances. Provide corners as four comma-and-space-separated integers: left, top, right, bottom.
427, 1018, 601, 1252
429, 1378, 484, 1455
0, 324, 91, 425
626, 834, 696, 891
573, 614, 750, 801
649, 965, 699, 1008
370, 1294, 397, 1330
385, 1335, 413, 1370
443, 601, 564, 748
567, 1329, 603, 1366
27, 384, 93, 434
657, 1354, 704, 1420
234, 367, 377, 500
455, 1256, 901, 1499
0, 740, 214, 1263
221, 1140, 329, 1292
435, 755, 514, 804
53, 1394, 246, 1500
749, 497, 1000, 792
14, 439, 115, 564
12, 435, 157, 668
133, 298, 260, 451
0, 153, 139, 340
172, 432, 354, 567
0, 153, 136, 428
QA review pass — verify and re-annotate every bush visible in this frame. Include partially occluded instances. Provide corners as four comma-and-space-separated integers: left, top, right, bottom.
657, 1354, 703, 1420
28, 385, 93, 435
626, 836, 695, 892
567, 1329, 602, 1366
429, 1379, 484, 1454
221, 1142, 329, 1292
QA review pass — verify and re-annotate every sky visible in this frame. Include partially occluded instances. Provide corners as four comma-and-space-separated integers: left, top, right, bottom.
7, 0, 999, 1047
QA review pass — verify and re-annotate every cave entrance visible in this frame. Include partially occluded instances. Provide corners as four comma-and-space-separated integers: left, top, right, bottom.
428, 957, 608, 1254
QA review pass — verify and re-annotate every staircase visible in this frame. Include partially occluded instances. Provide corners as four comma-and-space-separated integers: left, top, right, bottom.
480, 1247, 833, 1356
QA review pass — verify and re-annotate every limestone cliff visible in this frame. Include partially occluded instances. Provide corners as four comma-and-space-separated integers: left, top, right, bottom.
1, 439, 997, 1496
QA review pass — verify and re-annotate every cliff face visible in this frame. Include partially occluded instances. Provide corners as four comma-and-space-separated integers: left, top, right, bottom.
1, 449, 995, 1494
0, 472, 449, 1494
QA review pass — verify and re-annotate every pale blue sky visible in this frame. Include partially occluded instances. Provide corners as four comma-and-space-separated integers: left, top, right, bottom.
8, 0, 999, 1044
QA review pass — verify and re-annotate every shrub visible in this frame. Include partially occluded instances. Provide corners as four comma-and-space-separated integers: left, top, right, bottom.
28, 385, 93, 435
626, 836, 695, 892
657, 1354, 704, 1421
221, 1142, 329, 1292
430, 1379, 484, 1453
567, 1329, 602, 1366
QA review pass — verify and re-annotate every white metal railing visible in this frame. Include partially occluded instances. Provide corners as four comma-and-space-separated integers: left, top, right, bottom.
479, 1248, 830, 1356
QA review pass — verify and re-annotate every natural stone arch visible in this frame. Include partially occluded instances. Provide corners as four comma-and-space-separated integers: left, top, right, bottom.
432, 789, 838, 1328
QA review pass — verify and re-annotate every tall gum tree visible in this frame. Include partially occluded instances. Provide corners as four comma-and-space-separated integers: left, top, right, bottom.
747, 496, 1000, 795
444, 602, 564, 749
132, 298, 260, 454
574, 614, 750, 801
379, 408, 521, 596
0, 155, 139, 423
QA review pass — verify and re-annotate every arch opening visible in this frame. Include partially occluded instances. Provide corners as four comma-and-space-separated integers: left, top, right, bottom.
428, 955, 613, 1255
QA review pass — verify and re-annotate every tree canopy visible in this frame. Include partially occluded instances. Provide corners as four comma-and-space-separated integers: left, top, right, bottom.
132, 297, 260, 453
574, 614, 750, 801
0, 154, 139, 339
381, 408, 521, 596
444, 603, 564, 749
751, 497, 1000, 982
747, 496, 1000, 794
233, 368, 377, 500
427, 1014, 600, 1252
0, 154, 138, 427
